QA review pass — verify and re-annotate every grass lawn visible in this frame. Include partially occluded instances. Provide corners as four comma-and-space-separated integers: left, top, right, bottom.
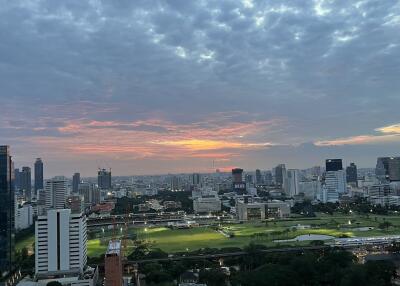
15, 213, 400, 258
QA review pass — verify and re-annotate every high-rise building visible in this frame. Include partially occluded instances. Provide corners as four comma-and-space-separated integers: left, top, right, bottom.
14, 168, 21, 190
191, 173, 201, 186
346, 163, 358, 186
275, 164, 286, 187
325, 170, 346, 194
79, 183, 100, 206
264, 171, 273, 186
388, 157, 400, 182
72, 172, 80, 193
287, 169, 300, 197
376, 157, 390, 179
20, 166, 32, 201
104, 240, 123, 286
98, 169, 111, 190
255, 169, 262, 185
35, 209, 87, 275
45, 176, 68, 210
325, 159, 343, 172
0, 146, 15, 276
232, 168, 243, 183
34, 158, 44, 193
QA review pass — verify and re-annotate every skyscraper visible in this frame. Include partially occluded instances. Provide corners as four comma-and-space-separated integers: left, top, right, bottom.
191, 173, 201, 186
35, 209, 87, 275
275, 164, 286, 187
287, 169, 300, 197
232, 168, 243, 184
0, 146, 15, 276
325, 159, 343, 172
45, 177, 68, 210
376, 157, 390, 180
255, 169, 262, 185
34, 158, 43, 193
389, 157, 400, 182
98, 169, 111, 189
72, 172, 80, 193
20, 166, 32, 201
14, 168, 20, 190
346, 163, 358, 186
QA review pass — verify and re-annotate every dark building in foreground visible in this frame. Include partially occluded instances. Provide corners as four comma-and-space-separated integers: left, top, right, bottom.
326, 159, 343, 172
0, 146, 15, 277
34, 158, 43, 193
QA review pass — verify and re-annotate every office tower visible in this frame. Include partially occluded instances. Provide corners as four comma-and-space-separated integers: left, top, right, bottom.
376, 157, 390, 179
255, 169, 262, 185
325, 170, 346, 193
98, 168, 111, 189
232, 168, 244, 183
14, 168, 20, 190
20, 166, 32, 201
79, 183, 100, 206
191, 173, 201, 186
275, 164, 286, 186
104, 240, 123, 286
34, 158, 44, 193
346, 163, 358, 186
287, 169, 300, 197
35, 209, 87, 275
45, 176, 68, 210
66, 195, 84, 214
245, 174, 253, 184
389, 157, 400, 182
0, 146, 15, 276
325, 159, 343, 172
264, 171, 273, 186
72, 172, 80, 193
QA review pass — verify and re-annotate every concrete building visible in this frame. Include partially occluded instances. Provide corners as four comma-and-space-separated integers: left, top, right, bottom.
104, 240, 123, 286
35, 209, 87, 275
275, 164, 286, 187
389, 157, 400, 182
193, 196, 221, 213
15, 204, 34, 231
320, 186, 339, 203
79, 183, 100, 206
325, 170, 346, 194
299, 180, 321, 200
45, 177, 68, 210
98, 169, 111, 190
66, 195, 85, 214
236, 197, 290, 221
286, 169, 300, 197
346, 163, 358, 187
376, 157, 390, 181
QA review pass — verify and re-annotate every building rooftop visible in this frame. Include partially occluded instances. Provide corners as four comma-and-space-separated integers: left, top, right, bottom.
106, 240, 121, 255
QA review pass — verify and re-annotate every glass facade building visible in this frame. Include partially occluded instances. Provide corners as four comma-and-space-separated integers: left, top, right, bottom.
0, 146, 15, 277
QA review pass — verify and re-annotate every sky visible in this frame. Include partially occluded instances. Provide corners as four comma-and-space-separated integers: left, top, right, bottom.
1, 0, 400, 177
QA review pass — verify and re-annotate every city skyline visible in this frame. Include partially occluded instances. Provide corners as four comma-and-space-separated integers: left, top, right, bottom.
1, 1, 400, 176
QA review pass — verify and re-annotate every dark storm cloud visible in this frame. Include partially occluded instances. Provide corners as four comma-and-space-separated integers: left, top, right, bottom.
0, 0, 399, 175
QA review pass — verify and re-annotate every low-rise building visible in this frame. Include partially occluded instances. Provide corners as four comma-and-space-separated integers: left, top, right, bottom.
15, 204, 34, 231
193, 196, 221, 213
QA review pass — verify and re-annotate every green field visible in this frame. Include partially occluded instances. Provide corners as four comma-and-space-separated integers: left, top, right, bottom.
17, 213, 400, 258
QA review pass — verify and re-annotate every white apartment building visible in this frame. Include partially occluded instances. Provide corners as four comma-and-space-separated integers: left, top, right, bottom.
287, 169, 300, 197
325, 170, 347, 193
15, 204, 34, 231
35, 209, 87, 275
45, 177, 68, 210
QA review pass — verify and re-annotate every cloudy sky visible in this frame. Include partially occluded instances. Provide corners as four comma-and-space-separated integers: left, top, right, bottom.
1, 0, 400, 177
